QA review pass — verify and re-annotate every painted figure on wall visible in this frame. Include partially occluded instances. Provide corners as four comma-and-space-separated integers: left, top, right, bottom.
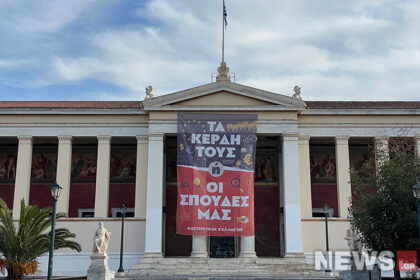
254, 156, 276, 181
351, 153, 375, 178
31, 152, 57, 180
310, 153, 336, 180
109, 152, 136, 181
72, 153, 97, 180
0, 154, 17, 180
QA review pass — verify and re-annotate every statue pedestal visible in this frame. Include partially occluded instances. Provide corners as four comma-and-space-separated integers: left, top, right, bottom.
87, 255, 115, 280
339, 265, 381, 280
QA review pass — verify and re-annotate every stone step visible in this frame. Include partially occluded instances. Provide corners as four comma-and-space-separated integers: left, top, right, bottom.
122, 257, 335, 280
115, 274, 337, 280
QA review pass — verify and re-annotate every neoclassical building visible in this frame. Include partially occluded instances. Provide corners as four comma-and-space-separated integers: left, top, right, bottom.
0, 80, 419, 276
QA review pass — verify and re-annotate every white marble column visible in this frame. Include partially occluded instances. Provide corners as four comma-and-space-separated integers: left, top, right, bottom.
375, 137, 389, 169
143, 133, 164, 259
298, 136, 312, 218
282, 134, 303, 254
13, 136, 33, 219
239, 236, 256, 258
94, 136, 111, 218
335, 136, 351, 218
135, 136, 148, 218
56, 136, 72, 214
191, 236, 208, 258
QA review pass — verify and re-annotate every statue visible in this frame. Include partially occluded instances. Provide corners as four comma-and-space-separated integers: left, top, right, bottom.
345, 228, 362, 253
92, 222, 111, 256
145, 85, 154, 99
292, 85, 302, 100
216, 61, 231, 82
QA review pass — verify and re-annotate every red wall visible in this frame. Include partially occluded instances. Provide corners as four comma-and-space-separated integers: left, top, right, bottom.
68, 183, 96, 217
311, 184, 338, 217
0, 184, 14, 209
29, 184, 53, 209
108, 183, 135, 217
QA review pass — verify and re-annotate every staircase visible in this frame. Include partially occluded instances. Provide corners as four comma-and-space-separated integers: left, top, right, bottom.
114, 257, 337, 280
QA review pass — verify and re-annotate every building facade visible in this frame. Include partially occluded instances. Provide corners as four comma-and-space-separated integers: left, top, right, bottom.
0, 80, 419, 276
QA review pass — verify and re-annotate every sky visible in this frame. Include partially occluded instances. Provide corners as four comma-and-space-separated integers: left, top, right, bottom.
0, 0, 419, 101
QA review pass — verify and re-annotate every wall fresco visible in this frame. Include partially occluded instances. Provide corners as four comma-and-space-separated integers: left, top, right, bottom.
110, 151, 136, 182
71, 152, 97, 180
0, 153, 17, 181
254, 154, 277, 181
310, 146, 336, 182
31, 152, 57, 181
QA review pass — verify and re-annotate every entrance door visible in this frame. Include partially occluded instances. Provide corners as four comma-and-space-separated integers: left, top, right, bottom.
209, 237, 240, 258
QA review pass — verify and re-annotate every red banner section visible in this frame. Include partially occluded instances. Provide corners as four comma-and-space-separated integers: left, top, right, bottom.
176, 166, 254, 236
176, 113, 257, 236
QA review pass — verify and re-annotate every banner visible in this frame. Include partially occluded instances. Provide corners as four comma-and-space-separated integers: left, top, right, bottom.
176, 113, 257, 236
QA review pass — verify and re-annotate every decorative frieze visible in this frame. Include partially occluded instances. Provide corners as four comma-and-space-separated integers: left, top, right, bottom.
148, 134, 164, 142
298, 136, 310, 145
283, 134, 299, 142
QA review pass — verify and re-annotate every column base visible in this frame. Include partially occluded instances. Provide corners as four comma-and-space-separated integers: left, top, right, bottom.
284, 252, 305, 258
191, 251, 208, 258
239, 251, 257, 258
140, 252, 164, 264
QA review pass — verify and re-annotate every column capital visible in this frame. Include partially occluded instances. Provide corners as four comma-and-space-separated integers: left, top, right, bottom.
148, 133, 164, 142
283, 133, 299, 142
97, 135, 112, 144
17, 135, 32, 144
57, 135, 72, 144
298, 135, 310, 145
335, 136, 350, 145
375, 136, 389, 142
136, 136, 149, 144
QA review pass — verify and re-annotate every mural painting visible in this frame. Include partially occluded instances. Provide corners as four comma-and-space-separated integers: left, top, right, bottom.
72, 152, 97, 181
254, 153, 277, 182
310, 146, 336, 182
110, 150, 136, 182
0, 153, 17, 181
31, 152, 57, 181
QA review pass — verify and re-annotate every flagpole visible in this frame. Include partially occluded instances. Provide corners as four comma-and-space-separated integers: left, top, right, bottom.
222, 0, 225, 63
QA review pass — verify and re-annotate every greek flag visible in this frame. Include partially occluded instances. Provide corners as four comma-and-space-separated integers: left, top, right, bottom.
223, 1, 228, 28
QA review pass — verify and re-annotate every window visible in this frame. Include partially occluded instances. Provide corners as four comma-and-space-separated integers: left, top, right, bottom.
312, 207, 334, 218
78, 208, 95, 218
111, 208, 135, 218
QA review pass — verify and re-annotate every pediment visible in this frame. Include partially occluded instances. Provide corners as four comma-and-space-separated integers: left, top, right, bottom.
142, 81, 305, 111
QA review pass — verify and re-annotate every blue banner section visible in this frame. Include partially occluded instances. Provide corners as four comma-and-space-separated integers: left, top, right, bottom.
177, 113, 258, 171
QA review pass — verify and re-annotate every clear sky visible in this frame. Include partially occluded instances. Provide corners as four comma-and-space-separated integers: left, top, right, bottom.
0, 0, 419, 101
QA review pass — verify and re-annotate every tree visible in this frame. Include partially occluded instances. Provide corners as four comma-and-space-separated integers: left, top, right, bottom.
349, 138, 420, 280
0, 199, 81, 280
